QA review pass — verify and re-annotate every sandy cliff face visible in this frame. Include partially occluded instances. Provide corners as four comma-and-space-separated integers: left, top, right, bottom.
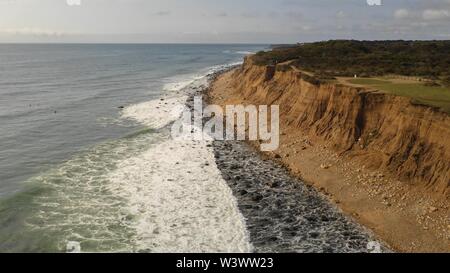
229, 57, 450, 196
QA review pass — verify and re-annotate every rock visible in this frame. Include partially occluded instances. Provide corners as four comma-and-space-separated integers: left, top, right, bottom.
269, 181, 281, 188
320, 164, 331, 170
208, 140, 376, 252
429, 206, 438, 213
239, 189, 248, 195
66, 241, 81, 253
251, 193, 264, 202
230, 164, 239, 170
118, 106, 125, 109
274, 154, 282, 159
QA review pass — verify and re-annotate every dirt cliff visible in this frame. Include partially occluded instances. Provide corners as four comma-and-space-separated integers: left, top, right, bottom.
228, 57, 450, 196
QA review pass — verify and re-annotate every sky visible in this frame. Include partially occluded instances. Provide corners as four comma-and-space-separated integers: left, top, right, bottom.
1, 0, 450, 43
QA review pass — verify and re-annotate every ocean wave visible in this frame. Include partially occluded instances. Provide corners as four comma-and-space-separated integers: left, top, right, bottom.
162, 76, 206, 92
114, 62, 253, 252
0, 131, 163, 252
121, 96, 188, 129
123, 61, 242, 129
107, 135, 252, 253
235, 51, 255, 55
222, 50, 255, 55
163, 61, 243, 92
0, 60, 251, 253
205, 61, 243, 74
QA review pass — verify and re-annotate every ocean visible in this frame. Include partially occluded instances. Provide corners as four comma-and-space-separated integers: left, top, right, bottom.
0, 44, 267, 252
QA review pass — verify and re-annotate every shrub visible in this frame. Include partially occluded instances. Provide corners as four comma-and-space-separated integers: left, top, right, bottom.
253, 40, 450, 78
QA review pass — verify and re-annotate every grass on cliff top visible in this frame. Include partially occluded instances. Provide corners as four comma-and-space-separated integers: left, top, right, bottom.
348, 78, 450, 114
254, 41, 450, 114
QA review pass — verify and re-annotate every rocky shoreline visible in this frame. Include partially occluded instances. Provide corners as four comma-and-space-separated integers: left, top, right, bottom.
183, 68, 387, 253
205, 64, 450, 252
212, 140, 384, 253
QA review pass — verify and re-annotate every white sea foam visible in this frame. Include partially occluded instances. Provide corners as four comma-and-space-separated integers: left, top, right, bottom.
163, 62, 242, 93
163, 74, 207, 92
206, 61, 243, 74
122, 62, 241, 130
107, 134, 252, 253
235, 51, 254, 55
114, 63, 254, 252
121, 96, 187, 129
222, 50, 254, 55
114, 66, 253, 252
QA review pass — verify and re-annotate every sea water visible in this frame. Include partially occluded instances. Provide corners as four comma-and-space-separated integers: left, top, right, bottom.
0, 44, 267, 252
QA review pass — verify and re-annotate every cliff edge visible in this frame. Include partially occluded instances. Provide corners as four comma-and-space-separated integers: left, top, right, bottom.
231, 57, 450, 196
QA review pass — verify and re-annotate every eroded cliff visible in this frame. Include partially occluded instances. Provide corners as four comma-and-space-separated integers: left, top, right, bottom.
228, 57, 450, 196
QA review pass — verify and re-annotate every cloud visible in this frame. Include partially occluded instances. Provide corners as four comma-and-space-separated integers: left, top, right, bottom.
394, 9, 411, 20
422, 9, 450, 21
2, 0, 450, 43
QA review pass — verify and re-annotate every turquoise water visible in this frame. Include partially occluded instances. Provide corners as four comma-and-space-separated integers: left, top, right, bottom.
0, 44, 266, 252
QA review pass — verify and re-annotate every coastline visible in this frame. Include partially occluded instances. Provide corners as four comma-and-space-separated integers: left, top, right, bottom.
181, 68, 387, 253
206, 67, 450, 253
211, 140, 385, 252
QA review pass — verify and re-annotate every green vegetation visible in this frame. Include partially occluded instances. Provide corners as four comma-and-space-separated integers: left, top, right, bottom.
253, 40, 450, 113
254, 40, 450, 80
348, 79, 391, 85
349, 78, 450, 113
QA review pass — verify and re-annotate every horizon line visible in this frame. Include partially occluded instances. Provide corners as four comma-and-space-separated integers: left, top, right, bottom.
1, 39, 450, 45
0, 42, 274, 45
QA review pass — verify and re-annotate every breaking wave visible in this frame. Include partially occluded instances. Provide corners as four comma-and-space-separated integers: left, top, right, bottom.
0, 62, 252, 253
